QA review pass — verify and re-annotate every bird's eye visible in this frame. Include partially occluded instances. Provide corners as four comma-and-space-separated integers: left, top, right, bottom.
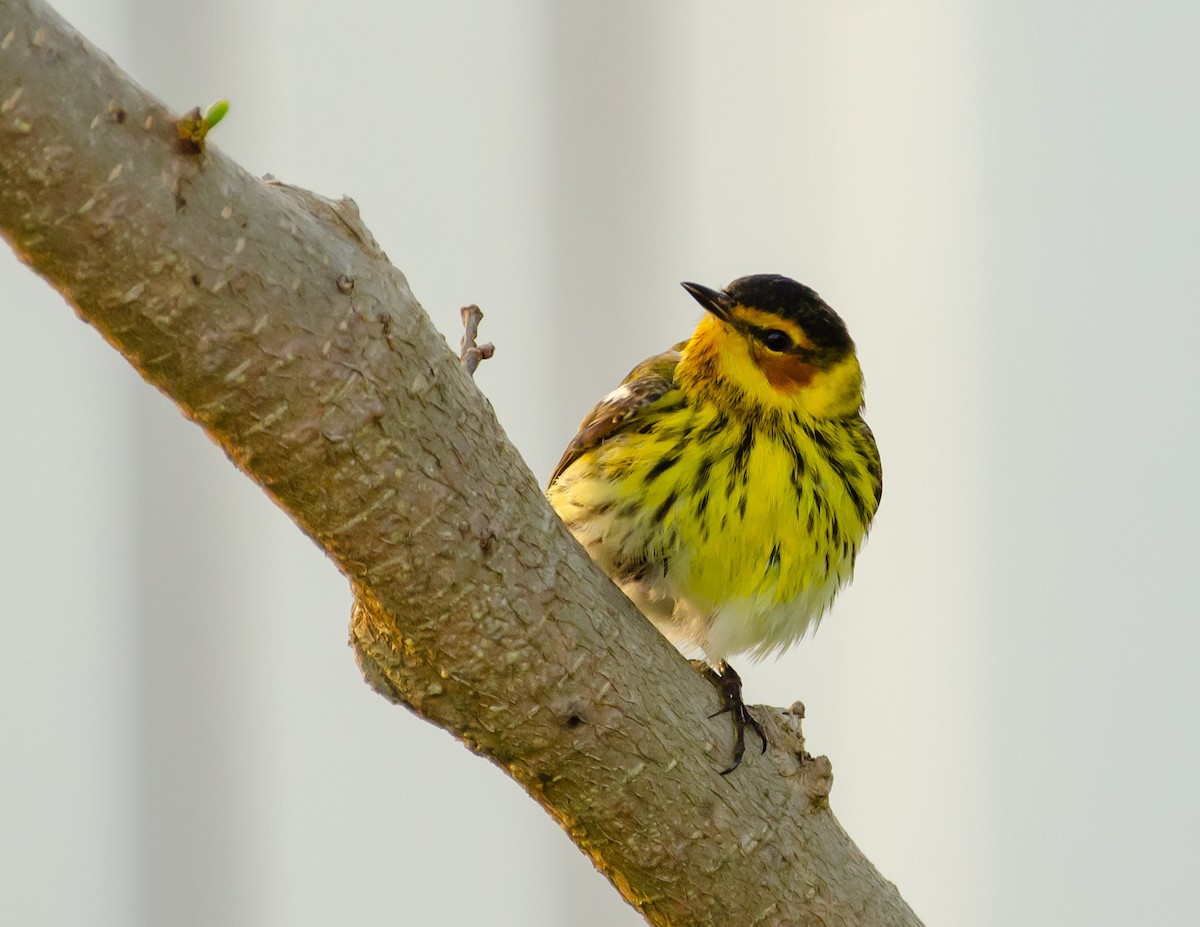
761, 329, 792, 352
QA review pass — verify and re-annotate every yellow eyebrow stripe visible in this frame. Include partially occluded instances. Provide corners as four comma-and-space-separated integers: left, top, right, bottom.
728, 306, 812, 348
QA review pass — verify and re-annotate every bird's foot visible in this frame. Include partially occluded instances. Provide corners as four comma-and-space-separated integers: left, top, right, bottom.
696, 660, 767, 774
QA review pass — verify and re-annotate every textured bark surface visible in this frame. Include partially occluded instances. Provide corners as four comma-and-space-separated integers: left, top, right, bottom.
0, 1, 923, 924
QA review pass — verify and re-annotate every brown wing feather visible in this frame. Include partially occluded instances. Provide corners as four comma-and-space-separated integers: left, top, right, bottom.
547, 344, 685, 487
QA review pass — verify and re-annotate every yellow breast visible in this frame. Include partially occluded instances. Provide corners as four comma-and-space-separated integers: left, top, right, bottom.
547, 397, 879, 661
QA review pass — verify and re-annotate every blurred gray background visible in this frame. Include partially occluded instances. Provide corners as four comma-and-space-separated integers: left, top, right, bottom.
4, 1, 1199, 925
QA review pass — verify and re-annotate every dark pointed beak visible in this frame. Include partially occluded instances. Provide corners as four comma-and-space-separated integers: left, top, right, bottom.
681, 281, 732, 321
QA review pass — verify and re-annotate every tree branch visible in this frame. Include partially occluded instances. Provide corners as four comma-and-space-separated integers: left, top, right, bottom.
0, 1, 922, 924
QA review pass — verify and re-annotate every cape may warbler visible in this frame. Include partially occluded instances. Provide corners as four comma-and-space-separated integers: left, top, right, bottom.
547, 275, 881, 772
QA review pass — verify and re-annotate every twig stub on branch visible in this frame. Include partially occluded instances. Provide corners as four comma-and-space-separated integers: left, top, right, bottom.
459, 303, 495, 377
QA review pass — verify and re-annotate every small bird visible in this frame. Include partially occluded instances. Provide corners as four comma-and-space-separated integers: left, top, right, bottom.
547, 274, 882, 772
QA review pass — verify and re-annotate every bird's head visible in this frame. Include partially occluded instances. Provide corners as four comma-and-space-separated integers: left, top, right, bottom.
679, 274, 865, 419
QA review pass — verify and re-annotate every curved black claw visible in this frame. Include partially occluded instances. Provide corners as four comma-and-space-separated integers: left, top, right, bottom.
705, 661, 768, 774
